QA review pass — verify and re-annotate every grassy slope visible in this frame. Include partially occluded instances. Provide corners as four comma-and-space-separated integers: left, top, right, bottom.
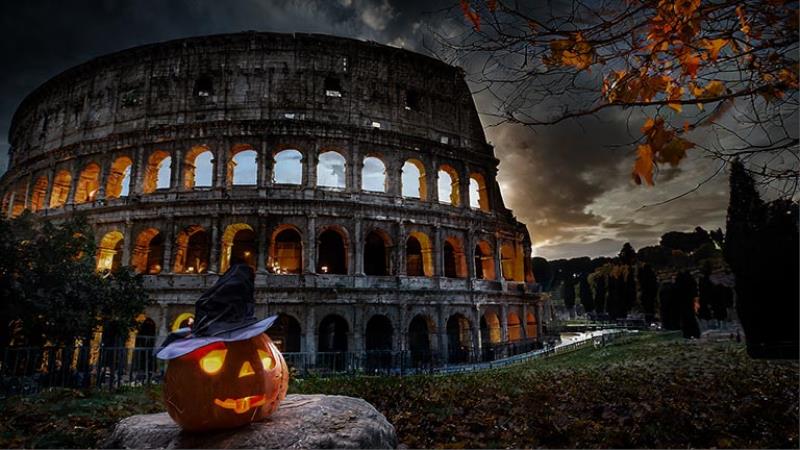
0, 332, 796, 448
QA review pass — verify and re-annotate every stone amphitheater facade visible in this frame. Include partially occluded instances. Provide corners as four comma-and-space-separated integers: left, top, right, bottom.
0, 32, 544, 362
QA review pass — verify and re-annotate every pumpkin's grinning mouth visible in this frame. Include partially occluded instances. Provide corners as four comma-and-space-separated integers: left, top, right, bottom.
214, 395, 266, 414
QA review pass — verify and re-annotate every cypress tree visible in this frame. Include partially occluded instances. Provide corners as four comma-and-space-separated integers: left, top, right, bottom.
639, 264, 658, 323
579, 276, 594, 313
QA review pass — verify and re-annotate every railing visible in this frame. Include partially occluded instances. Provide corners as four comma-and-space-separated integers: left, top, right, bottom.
0, 330, 627, 397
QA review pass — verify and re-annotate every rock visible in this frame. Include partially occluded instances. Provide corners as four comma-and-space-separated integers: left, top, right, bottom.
103, 394, 397, 449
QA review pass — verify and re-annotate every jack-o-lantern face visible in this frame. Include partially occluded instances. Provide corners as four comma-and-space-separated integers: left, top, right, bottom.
163, 333, 289, 431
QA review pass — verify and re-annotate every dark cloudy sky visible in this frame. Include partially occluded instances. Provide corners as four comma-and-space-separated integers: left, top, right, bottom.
0, 0, 731, 260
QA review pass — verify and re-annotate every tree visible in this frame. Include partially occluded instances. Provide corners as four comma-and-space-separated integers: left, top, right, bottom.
725, 159, 799, 358
593, 274, 607, 315
660, 227, 712, 253
639, 264, 659, 323
697, 266, 714, 321
578, 276, 594, 313
619, 243, 637, 266
659, 282, 681, 330
448, 0, 798, 191
675, 270, 701, 338
531, 257, 554, 290
624, 266, 638, 313
0, 213, 150, 347
562, 276, 576, 310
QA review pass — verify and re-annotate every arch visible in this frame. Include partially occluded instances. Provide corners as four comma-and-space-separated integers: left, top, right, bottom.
480, 311, 502, 344
508, 312, 522, 342
317, 150, 346, 189
446, 314, 472, 363
183, 145, 214, 189
172, 313, 195, 331
501, 242, 525, 281
273, 149, 303, 185
268, 313, 302, 352
49, 170, 72, 208
131, 228, 164, 274
474, 240, 496, 280
9, 182, 27, 217
173, 225, 210, 274
364, 229, 391, 276
365, 314, 394, 371
317, 227, 347, 274
228, 145, 258, 186
75, 162, 101, 204
443, 236, 467, 278
318, 314, 349, 352
362, 156, 387, 192
401, 159, 427, 199
469, 173, 490, 211
29, 176, 48, 212
96, 230, 124, 271
526, 312, 537, 339
143, 150, 171, 193
220, 223, 257, 272
1, 191, 11, 217
408, 314, 434, 366
106, 156, 132, 199
134, 317, 157, 348
406, 231, 434, 277
437, 164, 460, 206
269, 225, 303, 274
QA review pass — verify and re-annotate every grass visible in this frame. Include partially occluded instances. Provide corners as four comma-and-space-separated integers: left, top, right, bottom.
0, 332, 796, 448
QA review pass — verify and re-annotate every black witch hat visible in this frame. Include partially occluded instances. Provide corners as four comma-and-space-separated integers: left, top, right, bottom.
156, 263, 276, 360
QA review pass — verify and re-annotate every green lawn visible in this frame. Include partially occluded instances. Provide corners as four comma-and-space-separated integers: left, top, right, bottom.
1, 332, 797, 448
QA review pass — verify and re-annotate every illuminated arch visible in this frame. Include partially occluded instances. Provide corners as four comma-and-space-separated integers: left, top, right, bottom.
273, 149, 303, 185
401, 159, 427, 199
184, 145, 214, 189
49, 170, 72, 208
106, 156, 132, 199
481, 311, 501, 344
220, 223, 257, 272
474, 240, 496, 280
131, 228, 164, 274
469, 173, 489, 211
29, 176, 48, 212
172, 313, 195, 331
317, 150, 346, 189
364, 228, 392, 276
1, 191, 11, 217
437, 164, 460, 206
362, 156, 387, 192
317, 226, 348, 274
173, 225, 210, 274
143, 150, 171, 193
96, 230, 124, 271
406, 231, 434, 277
269, 225, 303, 274
228, 144, 258, 187
508, 312, 522, 342
443, 236, 467, 278
9, 182, 27, 217
526, 312, 537, 339
74, 163, 101, 204
501, 242, 525, 282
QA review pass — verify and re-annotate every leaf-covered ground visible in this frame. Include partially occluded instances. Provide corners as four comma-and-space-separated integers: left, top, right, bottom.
0, 332, 796, 448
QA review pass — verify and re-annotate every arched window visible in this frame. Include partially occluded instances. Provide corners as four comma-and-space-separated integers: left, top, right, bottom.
317, 151, 346, 189
317, 228, 347, 274
173, 225, 210, 274
143, 151, 171, 193
273, 149, 303, 185
270, 226, 303, 274
131, 228, 164, 274
408, 315, 434, 366
267, 314, 302, 352
220, 223, 257, 272
362, 156, 387, 192
75, 163, 101, 204
469, 173, 489, 211
106, 156, 132, 199
443, 237, 467, 278
508, 312, 522, 342
96, 231, 124, 272
184, 146, 214, 189
50, 170, 71, 208
228, 146, 258, 186
9, 182, 27, 217
318, 314, 349, 352
474, 241, 496, 280
446, 314, 472, 363
401, 159, 426, 199
437, 164, 460, 206
365, 315, 393, 351
405, 232, 434, 277
29, 176, 48, 212
501, 242, 524, 282
480, 312, 502, 344
364, 229, 390, 276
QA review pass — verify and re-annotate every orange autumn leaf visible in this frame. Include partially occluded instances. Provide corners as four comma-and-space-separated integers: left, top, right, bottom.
487, 0, 497, 13
546, 34, 595, 70
699, 80, 725, 98
632, 144, 655, 186
703, 39, 728, 62
679, 52, 701, 78
461, 0, 481, 30
667, 84, 685, 112
659, 136, 695, 166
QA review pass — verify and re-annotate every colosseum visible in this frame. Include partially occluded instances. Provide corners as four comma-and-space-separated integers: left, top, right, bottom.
0, 32, 545, 368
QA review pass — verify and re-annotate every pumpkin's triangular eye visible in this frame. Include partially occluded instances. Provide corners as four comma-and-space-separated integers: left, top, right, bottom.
258, 349, 275, 370
199, 349, 227, 374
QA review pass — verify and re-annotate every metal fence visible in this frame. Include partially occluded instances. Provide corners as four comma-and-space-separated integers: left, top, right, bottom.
0, 332, 627, 397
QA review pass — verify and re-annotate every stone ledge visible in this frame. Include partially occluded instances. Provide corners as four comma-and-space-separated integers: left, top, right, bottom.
103, 394, 397, 449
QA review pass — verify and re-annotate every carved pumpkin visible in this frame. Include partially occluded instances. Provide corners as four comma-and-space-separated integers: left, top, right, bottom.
163, 333, 289, 431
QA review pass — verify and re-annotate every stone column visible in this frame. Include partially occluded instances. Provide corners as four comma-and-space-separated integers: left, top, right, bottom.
437, 305, 447, 363
353, 306, 364, 353
395, 221, 405, 276
427, 157, 438, 203
163, 219, 176, 273
131, 147, 145, 196
121, 221, 134, 266
43, 169, 55, 210
521, 304, 529, 340
494, 237, 504, 282
96, 156, 109, 201
214, 139, 228, 190
458, 164, 470, 209
305, 146, 318, 189
474, 305, 483, 351
304, 215, 316, 274
433, 226, 443, 277
263, 140, 273, 188
354, 218, 364, 275
304, 305, 316, 354
209, 220, 221, 274
349, 143, 361, 193
257, 140, 267, 190
170, 148, 183, 192
500, 303, 509, 342
466, 229, 476, 281
65, 163, 78, 206
257, 219, 268, 273
388, 162, 402, 198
